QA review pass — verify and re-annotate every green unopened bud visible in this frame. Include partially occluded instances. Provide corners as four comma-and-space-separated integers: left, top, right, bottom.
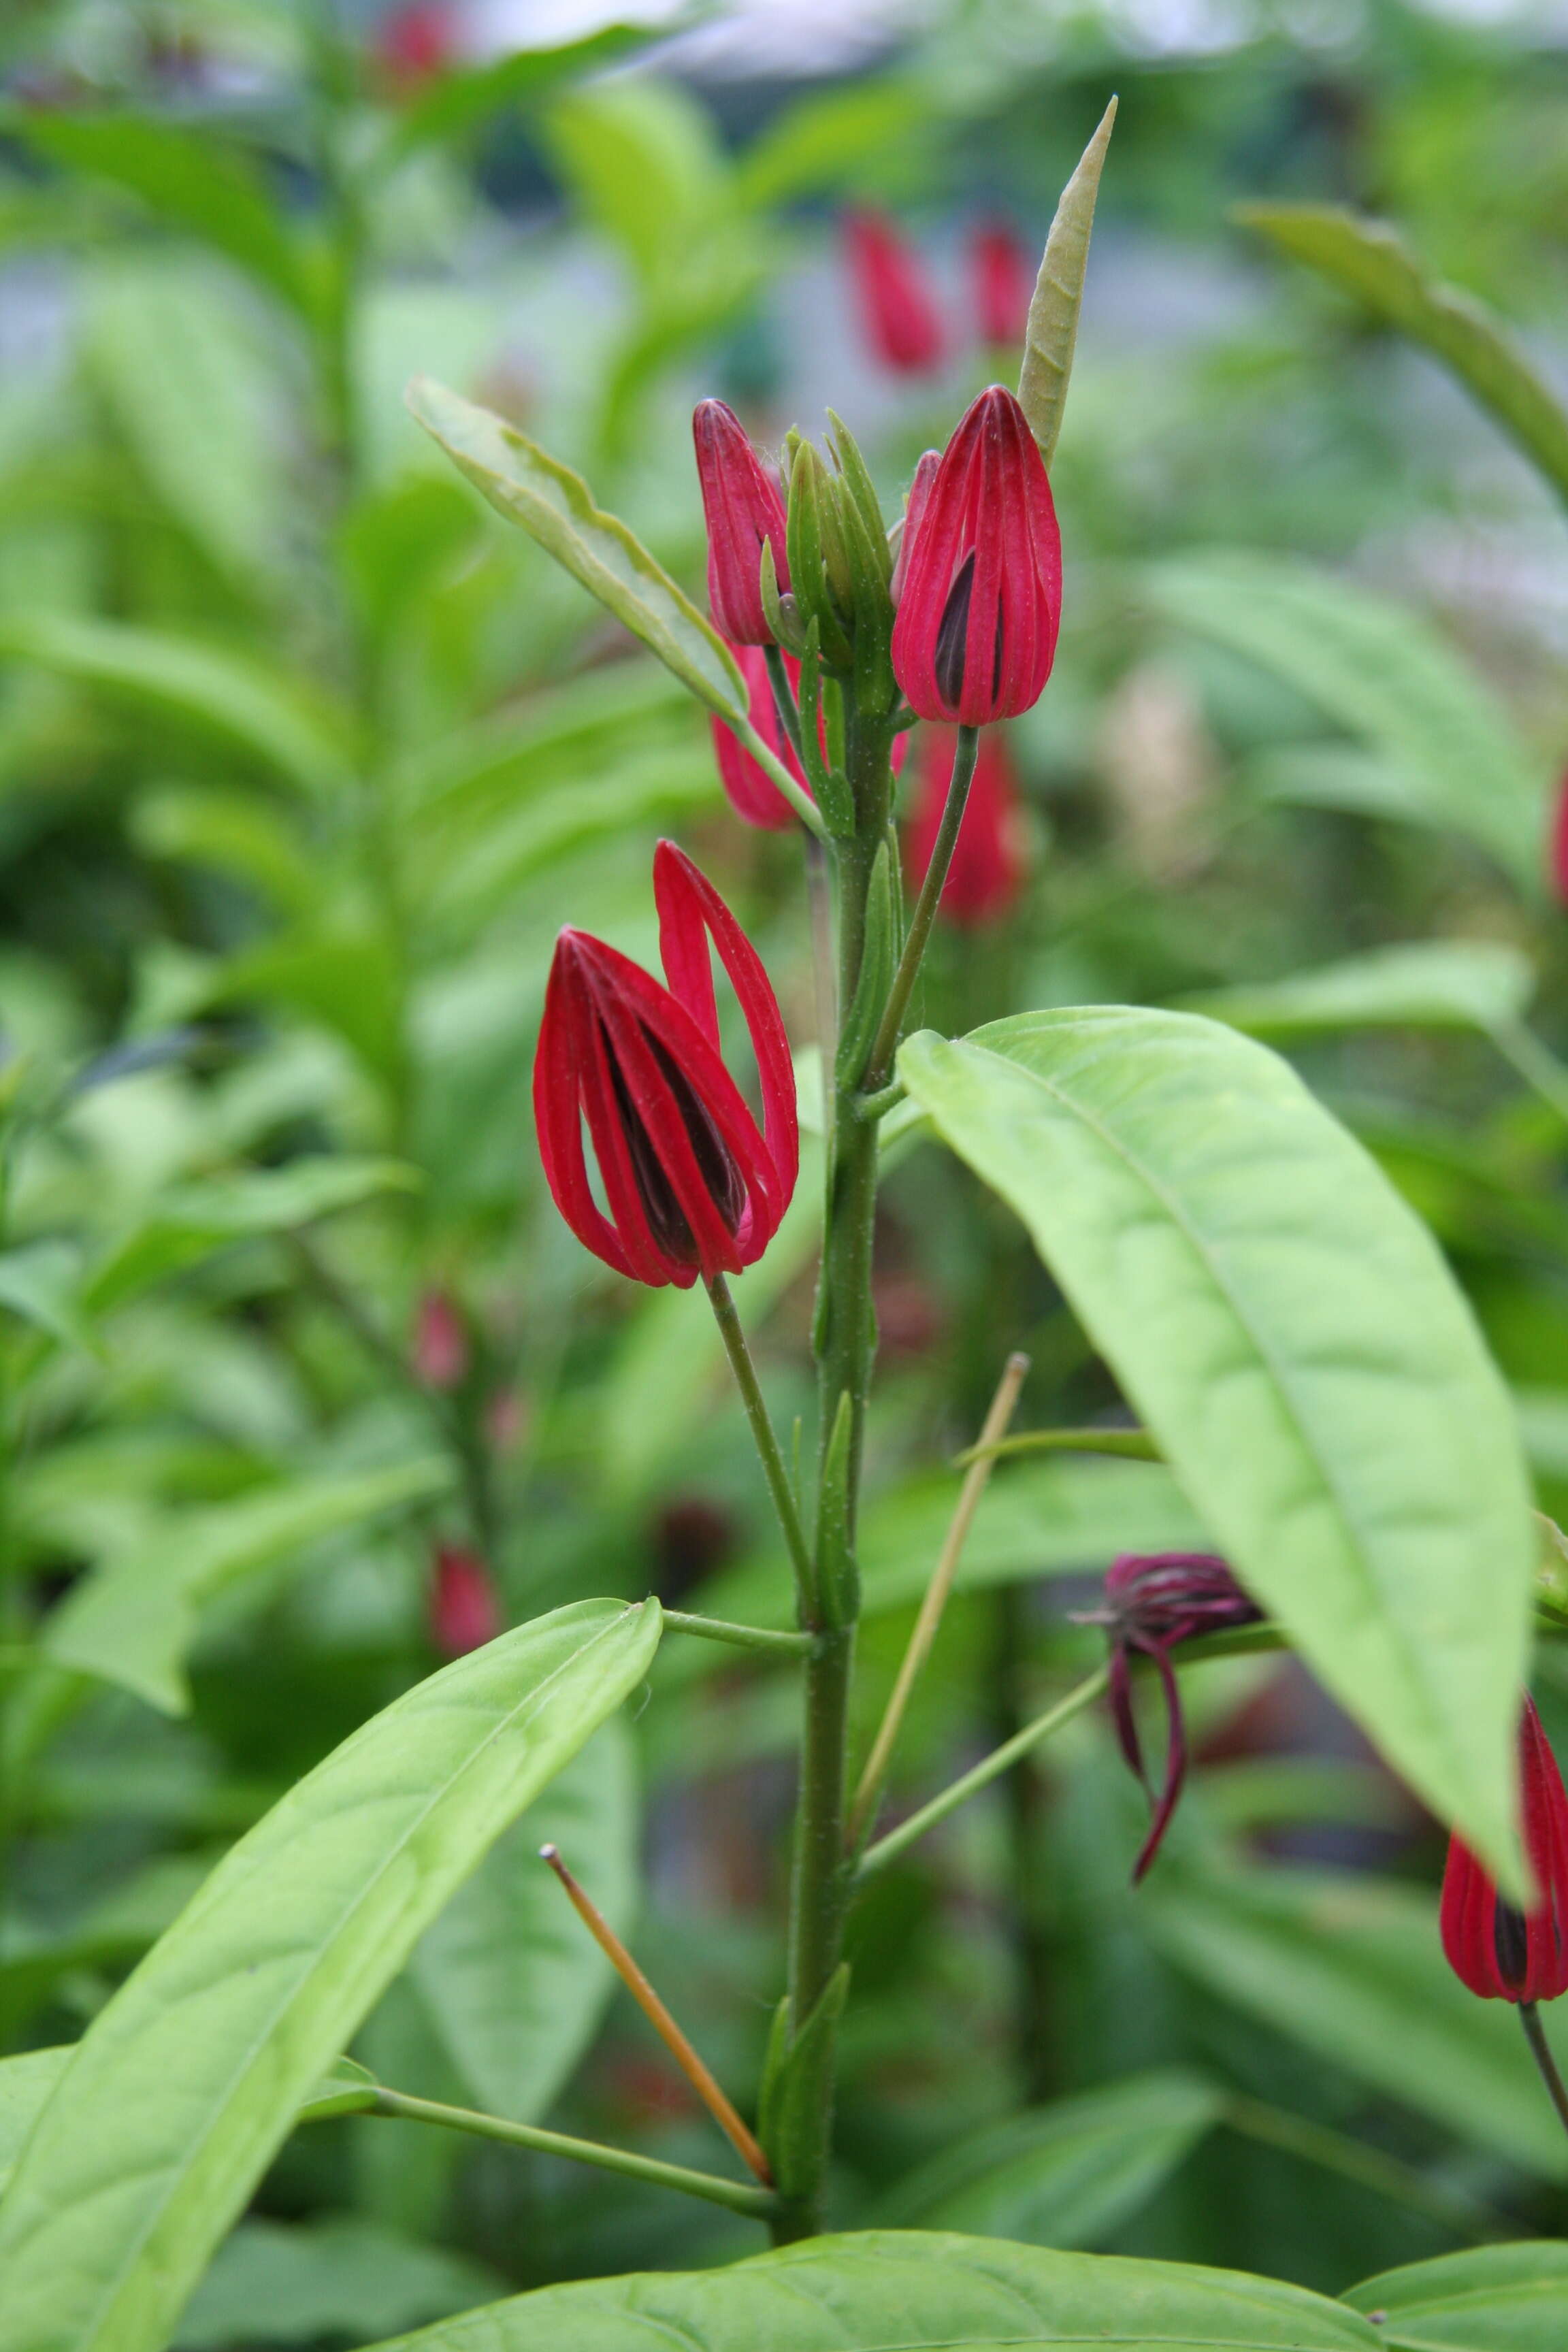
785, 440, 854, 672
760, 538, 805, 656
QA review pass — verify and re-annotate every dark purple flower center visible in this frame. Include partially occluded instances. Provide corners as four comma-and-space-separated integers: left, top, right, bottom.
1494, 1897, 1530, 1991
934, 551, 1004, 708
602, 1024, 745, 1266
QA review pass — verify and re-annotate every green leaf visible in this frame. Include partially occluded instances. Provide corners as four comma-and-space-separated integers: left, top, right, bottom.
1146, 551, 1548, 888
1238, 206, 1568, 510
427, 753, 717, 919
0, 615, 353, 797
375, 26, 646, 171
85, 1156, 420, 1314
353, 2229, 1377, 2351
406, 378, 747, 723
1, 2053, 376, 2201
0, 1598, 662, 2352
877, 2070, 1222, 2248
173, 2218, 506, 2350
43, 1458, 455, 1713
734, 78, 930, 210
408, 1718, 636, 2123
0, 1239, 94, 1354
1184, 941, 1535, 1040
1344, 2243, 1568, 2349
8, 110, 311, 318
1144, 1866, 1568, 2178
544, 78, 732, 295
898, 1010, 1535, 1884
1018, 97, 1117, 465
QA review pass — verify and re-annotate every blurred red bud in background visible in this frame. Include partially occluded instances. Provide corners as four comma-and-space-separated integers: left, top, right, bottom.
429, 1542, 502, 1657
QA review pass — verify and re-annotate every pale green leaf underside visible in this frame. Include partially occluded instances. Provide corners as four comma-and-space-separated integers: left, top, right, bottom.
1239, 205, 1568, 511
898, 1011, 1534, 1883
0, 1599, 662, 2352
361, 2229, 1377, 2351
1346, 2242, 1568, 2349
406, 378, 746, 722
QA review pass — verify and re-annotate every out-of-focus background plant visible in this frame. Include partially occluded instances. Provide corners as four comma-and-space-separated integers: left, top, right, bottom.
5, 0, 1568, 2337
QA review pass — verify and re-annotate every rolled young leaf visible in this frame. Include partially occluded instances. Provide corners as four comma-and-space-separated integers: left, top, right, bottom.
1017, 95, 1117, 466
0, 1599, 662, 2352
898, 1009, 1535, 1888
407, 378, 748, 724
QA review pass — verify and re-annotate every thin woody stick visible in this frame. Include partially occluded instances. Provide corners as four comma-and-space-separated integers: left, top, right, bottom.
540, 1844, 772, 2187
846, 1351, 1030, 1850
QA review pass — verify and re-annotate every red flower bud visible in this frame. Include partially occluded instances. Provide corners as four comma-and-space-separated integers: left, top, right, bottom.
710, 643, 814, 832
972, 218, 1034, 349
412, 1288, 468, 1390
891, 385, 1062, 727
534, 841, 798, 1290
1550, 770, 1568, 908
1441, 1694, 1568, 2003
1088, 1551, 1262, 1882
692, 401, 789, 646
907, 725, 1028, 926
843, 210, 945, 376
376, 1, 456, 91
430, 1543, 501, 1657
890, 451, 940, 610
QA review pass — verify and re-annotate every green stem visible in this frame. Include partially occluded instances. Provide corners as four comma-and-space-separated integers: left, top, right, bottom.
368, 2086, 777, 2221
804, 832, 838, 1126
864, 723, 979, 1088
856, 1667, 1110, 1881
734, 717, 828, 841
706, 1274, 813, 1602
1224, 2094, 1506, 2243
956, 1426, 1161, 1468
662, 1610, 815, 1659
1520, 2002, 1568, 2143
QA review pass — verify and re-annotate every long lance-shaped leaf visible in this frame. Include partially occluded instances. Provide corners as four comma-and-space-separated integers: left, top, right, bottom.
898, 1010, 1535, 1889
1017, 96, 1117, 465
1239, 206, 1568, 512
0, 1599, 661, 2352
407, 378, 747, 723
1346, 2244, 1568, 2350
352, 2228, 1378, 2351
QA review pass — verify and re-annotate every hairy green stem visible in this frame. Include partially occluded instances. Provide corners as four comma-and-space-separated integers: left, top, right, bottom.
1520, 2002, 1568, 2142
368, 2086, 777, 2221
706, 1274, 813, 1603
856, 1667, 1110, 1881
764, 642, 808, 766
864, 723, 979, 1088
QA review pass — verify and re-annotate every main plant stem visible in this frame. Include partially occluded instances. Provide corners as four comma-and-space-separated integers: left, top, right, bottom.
770, 708, 892, 2239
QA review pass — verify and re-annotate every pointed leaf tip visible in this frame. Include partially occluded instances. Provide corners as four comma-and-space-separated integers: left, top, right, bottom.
1018, 94, 1117, 466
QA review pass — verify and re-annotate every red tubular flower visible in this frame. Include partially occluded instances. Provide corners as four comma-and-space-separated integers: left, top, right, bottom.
1550, 770, 1568, 908
891, 385, 1062, 726
430, 1543, 501, 1657
890, 451, 940, 610
1441, 1695, 1568, 2003
710, 643, 813, 832
907, 725, 1028, 926
972, 219, 1034, 348
693, 401, 789, 646
1090, 1552, 1262, 1882
843, 210, 945, 376
534, 841, 798, 1290
412, 1288, 468, 1390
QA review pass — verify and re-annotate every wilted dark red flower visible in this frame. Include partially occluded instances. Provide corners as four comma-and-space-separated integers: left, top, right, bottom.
891, 386, 1062, 727
907, 725, 1028, 926
412, 1288, 468, 1390
710, 644, 814, 832
693, 401, 789, 646
1090, 1551, 1262, 1882
534, 841, 798, 1290
1441, 1695, 1568, 2004
1550, 771, 1568, 908
430, 1543, 501, 1657
843, 211, 945, 376
972, 219, 1034, 348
